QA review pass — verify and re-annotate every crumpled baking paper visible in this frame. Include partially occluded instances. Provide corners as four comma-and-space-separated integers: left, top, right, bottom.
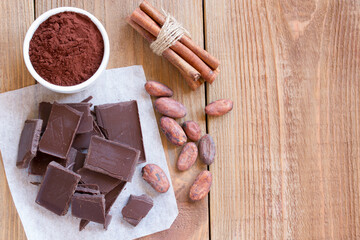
0, 66, 178, 240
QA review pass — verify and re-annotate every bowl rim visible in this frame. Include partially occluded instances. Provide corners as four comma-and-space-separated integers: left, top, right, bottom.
23, 7, 110, 94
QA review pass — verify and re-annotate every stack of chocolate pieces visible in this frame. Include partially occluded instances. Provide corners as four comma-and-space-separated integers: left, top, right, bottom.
16, 98, 153, 230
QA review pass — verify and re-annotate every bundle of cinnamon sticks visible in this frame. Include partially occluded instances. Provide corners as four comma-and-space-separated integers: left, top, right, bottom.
127, 0, 220, 90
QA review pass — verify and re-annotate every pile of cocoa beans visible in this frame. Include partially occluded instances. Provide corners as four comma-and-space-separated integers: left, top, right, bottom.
144, 81, 233, 201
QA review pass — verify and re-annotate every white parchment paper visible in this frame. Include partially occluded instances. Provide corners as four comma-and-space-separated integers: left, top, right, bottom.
0, 66, 178, 240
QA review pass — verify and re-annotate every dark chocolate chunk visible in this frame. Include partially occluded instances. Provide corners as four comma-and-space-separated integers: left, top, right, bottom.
72, 120, 104, 150
29, 152, 58, 175
71, 193, 106, 224
38, 102, 52, 133
75, 185, 100, 195
29, 148, 77, 175
104, 181, 127, 215
16, 119, 43, 168
72, 151, 87, 172
77, 168, 121, 194
39, 103, 82, 159
66, 103, 93, 134
124, 216, 141, 226
66, 148, 78, 169
79, 219, 89, 231
36, 161, 81, 216
95, 100, 146, 163
121, 194, 153, 226
84, 136, 140, 181
79, 181, 126, 231
103, 215, 112, 230
81, 96, 93, 103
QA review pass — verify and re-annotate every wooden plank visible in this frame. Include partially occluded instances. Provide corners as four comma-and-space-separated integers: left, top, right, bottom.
206, 0, 360, 239
0, 0, 34, 240
1, 0, 208, 239
0, 0, 35, 92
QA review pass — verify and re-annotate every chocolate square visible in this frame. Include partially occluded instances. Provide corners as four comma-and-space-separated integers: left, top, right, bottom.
95, 100, 146, 163
39, 103, 82, 159
36, 161, 81, 216
84, 136, 140, 181
121, 194, 153, 226
71, 193, 106, 224
16, 119, 43, 168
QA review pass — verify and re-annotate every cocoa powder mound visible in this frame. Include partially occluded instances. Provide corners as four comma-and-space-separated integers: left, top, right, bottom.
29, 12, 104, 86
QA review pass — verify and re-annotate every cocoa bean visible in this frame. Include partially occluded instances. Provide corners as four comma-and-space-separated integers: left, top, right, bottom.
205, 99, 233, 116
177, 142, 198, 171
160, 117, 187, 146
142, 164, 170, 193
145, 81, 173, 97
189, 170, 212, 201
154, 97, 187, 118
198, 134, 215, 165
182, 120, 201, 142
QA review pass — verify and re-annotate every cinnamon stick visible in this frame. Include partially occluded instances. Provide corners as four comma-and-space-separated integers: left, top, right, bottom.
140, 0, 220, 70
126, 17, 202, 90
130, 8, 217, 84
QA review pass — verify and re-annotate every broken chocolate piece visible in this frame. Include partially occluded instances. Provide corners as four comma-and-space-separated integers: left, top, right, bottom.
39, 103, 82, 159
29, 152, 58, 175
29, 148, 77, 175
71, 193, 106, 224
72, 151, 87, 172
84, 136, 140, 181
66, 103, 93, 134
16, 119, 43, 168
122, 194, 153, 226
104, 181, 127, 215
103, 215, 112, 230
66, 148, 78, 170
75, 185, 100, 195
39, 101, 92, 135
38, 102, 52, 133
72, 120, 104, 150
79, 219, 89, 231
36, 161, 80, 216
81, 96, 93, 103
95, 100, 146, 163
79, 181, 126, 231
77, 168, 121, 194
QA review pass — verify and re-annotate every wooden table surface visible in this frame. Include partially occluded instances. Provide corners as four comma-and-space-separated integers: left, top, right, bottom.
1, 0, 360, 239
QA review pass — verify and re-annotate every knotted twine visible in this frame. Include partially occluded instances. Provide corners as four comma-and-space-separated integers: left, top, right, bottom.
150, 10, 190, 56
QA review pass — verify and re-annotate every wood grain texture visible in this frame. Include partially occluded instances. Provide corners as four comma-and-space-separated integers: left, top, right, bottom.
206, 0, 360, 239
4, 0, 360, 239
1, 0, 208, 239
0, 0, 34, 239
0, 0, 35, 92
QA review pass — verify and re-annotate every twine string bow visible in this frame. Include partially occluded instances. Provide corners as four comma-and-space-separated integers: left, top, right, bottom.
150, 10, 190, 56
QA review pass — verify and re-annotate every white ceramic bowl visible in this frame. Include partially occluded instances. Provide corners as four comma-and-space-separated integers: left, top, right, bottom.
23, 7, 110, 94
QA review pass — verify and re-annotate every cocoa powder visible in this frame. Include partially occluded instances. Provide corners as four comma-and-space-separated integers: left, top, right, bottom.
29, 12, 104, 86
